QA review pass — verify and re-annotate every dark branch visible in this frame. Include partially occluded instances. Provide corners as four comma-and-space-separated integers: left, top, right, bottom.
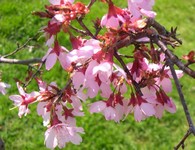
166, 58, 194, 129
155, 39, 195, 78
0, 57, 42, 65
24, 61, 44, 87
87, 0, 97, 9
69, 25, 87, 35
154, 40, 195, 149
113, 50, 142, 95
76, 17, 97, 39
3, 32, 41, 58
174, 130, 192, 150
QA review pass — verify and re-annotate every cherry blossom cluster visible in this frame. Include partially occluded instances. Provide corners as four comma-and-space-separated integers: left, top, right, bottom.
8, 0, 185, 149
0, 82, 10, 95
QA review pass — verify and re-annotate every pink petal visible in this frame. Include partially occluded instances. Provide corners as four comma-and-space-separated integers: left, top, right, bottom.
103, 107, 116, 120
49, 0, 61, 5
86, 80, 99, 98
102, 16, 119, 28
71, 96, 83, 110
165, 99, 176, 113
46, 35, 55, 47
114, 104, 124, 122
134, 105, 144, 122
0, 82, 10, 95
140, 103, 155, 116
37, 102, 47, 116
72, 72, 85, 89
154, 104, 164, 119
45, 127, 58, 149
17, 82, 25, 96
42, 48, 53, 61
93, 62, 112, 83
65, 117, 76, 126
69, 133, 82, 145
9, 95, 23, 105
85, 60, 99, 80
141, 87, 157, 104
140, 9, 156, 18
89, 101, 106, 113
58, 52, 68, 70
18, 105, 29, 118
45, 53, 57, 70
161, 78, 172, 93
54, 14, 65, 22
100, 82, 112, 98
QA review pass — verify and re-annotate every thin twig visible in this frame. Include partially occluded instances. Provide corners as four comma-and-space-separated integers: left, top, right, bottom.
155, 39, 195, 149
0, 57, 42, 65
113, 49, 142, 95
166, 57, 194, 129
174, 130, 192, 150
3, 32, 41, 58
76, 17, 96, 39
54, 79, 72, 104
24, 61, 44, 87
69, 25, 87, 35
87, 0, 96, 9
154, 39, 195, 78
147, 18, 182, 44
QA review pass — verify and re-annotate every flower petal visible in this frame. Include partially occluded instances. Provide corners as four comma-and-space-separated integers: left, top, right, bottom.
45, 53, 57, 70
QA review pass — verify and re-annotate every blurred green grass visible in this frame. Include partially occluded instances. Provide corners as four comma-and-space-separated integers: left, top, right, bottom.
0, 0, 195, 150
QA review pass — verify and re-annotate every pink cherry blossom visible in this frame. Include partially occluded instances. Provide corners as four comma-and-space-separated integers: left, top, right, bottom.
128, 57, 148, 79
42, 40, 69, 70
133, 103, 155, 122
45, 123, 84, 149
70, 36, 84, 49
49, 0, 74, 5
65, 39, 101, 69
89, 93, 126, 122
44, 19, 61, 37
128, 0, 156, 21
89, 101, 121, 122
156, 90, 176, 113
147, 63, 183, 93
90, 101, 124, 122
9, 82, 39, 118
83, 60, 113, 98
0, 82, 10, 95
37, 101, 51, 126
127, 93, 156, 122
101, 2, 127, 28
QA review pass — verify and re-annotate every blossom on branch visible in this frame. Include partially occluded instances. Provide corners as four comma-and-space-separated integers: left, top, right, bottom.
42, 40, 68, 70
49, 0, 74, 5
45, 123, 84, 149
101, 1, 128, 28
9, 82, 39, 118
0, 82, 10, 95
128, 0, 156, 21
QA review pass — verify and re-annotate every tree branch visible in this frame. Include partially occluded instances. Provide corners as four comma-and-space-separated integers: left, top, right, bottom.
24, 61, 44, 87
87, 0, 96, 9
76, 17, 97, 39
0, 57, 42, 65
3, 32, 41, 58
154, 39, 195, 149
174, 130, 192, 150
155, 39, 195, 78
166, 57, 195, 129
114, 50, 142, 95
